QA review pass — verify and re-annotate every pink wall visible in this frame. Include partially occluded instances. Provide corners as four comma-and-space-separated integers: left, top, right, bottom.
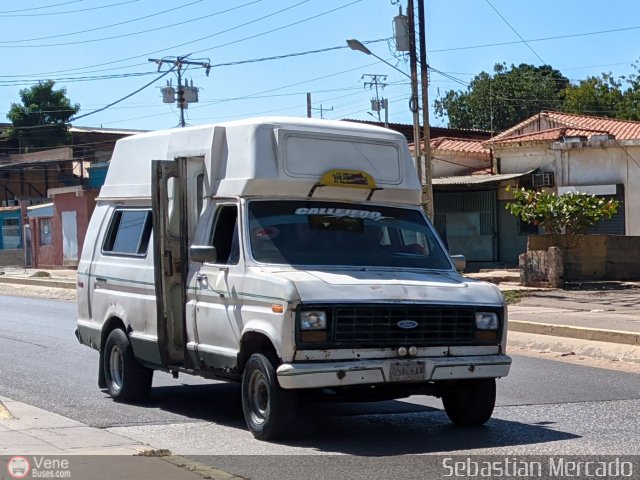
30, 189, 98, 268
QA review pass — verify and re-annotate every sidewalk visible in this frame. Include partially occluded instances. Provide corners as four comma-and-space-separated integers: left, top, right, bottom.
0, 266, 76, 289
466, 269, 640, 364
0, 396, 237, 479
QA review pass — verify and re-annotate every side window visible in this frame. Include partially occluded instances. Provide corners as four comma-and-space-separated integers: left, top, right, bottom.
103, 209, 152, 256
209, 205, 239, 265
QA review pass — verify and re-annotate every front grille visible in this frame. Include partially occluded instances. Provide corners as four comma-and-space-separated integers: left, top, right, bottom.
331, 305, 478, 347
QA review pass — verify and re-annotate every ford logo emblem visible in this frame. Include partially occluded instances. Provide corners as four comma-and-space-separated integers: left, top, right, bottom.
397, 320, 418, 329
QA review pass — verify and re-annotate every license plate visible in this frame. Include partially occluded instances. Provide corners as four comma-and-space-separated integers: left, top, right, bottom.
389, 361, 426, 382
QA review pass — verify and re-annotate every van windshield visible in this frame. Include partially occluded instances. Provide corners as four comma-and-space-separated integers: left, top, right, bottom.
247, 200, 451, 270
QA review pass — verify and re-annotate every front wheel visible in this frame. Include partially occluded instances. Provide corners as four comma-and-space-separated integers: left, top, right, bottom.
241, 353, 297, 440
103, 328, 153, 402
442, 378, 496, 426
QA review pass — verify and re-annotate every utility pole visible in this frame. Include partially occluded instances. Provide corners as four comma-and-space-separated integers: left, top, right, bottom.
407, 0, 422, 186
306, 92, 312, 118
311, 104, 333, 119
417, 0, 433, 219
149, 55, 211, 127
362, 74, 388, 122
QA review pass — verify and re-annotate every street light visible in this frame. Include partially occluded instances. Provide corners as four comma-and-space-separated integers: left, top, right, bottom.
346, 40, 411, 80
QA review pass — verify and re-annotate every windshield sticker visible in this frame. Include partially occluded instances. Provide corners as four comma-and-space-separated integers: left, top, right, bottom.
253, 227, 280, 240
294, 207, 389, 221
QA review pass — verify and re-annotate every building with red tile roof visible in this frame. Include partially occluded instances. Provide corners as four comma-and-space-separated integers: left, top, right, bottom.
486, 110, 634, 236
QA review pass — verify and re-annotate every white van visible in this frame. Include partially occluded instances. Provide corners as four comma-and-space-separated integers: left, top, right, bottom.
76, 117, 511, 440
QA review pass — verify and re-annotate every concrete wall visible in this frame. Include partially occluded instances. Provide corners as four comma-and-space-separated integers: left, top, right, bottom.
493, 144, 558, 176
0, 248, 23, 267
528, 234, 640, 281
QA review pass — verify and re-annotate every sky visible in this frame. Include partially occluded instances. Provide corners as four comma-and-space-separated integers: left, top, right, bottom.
2, 0, 640, 132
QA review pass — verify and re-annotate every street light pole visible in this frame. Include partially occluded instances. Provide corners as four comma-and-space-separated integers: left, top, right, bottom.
406, 0, 422, 187
417, 0, 433, 219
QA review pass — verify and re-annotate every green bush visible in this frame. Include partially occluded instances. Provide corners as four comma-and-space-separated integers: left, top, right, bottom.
506, 188, 619, 235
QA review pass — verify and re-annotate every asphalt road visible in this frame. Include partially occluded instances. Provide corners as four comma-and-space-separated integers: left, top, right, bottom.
2, 295, 640, 479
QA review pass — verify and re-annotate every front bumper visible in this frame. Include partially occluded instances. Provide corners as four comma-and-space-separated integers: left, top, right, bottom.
276, 354, 511, 390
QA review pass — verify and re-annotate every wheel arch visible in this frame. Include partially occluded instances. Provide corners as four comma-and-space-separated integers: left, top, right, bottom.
238, 330, 279, 373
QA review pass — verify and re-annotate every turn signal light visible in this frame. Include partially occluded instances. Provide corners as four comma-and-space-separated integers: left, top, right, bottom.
475, 330, 497, 341
300, 331, 328, 343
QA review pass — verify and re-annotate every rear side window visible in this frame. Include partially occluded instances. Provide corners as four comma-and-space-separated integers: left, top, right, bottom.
103, 209, 152, 256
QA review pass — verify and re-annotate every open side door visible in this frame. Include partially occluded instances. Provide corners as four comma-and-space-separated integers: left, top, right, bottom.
152, 158, 189, 367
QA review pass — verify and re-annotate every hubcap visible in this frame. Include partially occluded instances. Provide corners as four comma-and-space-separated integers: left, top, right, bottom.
248, 369, 270, 425
109, 346, 124, 391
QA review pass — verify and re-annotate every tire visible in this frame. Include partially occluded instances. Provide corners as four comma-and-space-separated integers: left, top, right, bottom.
442, 378, 496, 426
241, 353, 297, 440
103, 328, 153, 403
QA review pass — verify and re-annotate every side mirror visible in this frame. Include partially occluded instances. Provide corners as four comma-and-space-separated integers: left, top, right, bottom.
450, 254, 466, 272
190, 245, 217, 263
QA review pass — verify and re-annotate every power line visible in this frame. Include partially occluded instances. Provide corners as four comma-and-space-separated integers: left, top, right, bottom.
0, 0, 314, 78
483, 0, 545, 64
0, 1, 83, 15
0, 0, 206, 45
70, 67, 176, 122
0, 72, 157, 87
0, 0, 140, 17
195, 57, 387, 107
428, 66, 469, 87
209, 38, 387, 68
188, 0, 362, 56
430, 25, 640, 54
0, 1, 267, 49
0, 37, 390, 88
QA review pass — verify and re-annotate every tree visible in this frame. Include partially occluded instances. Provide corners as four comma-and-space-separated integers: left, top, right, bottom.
434, 63, 569, 132
6, 80, 80, 152
562, 63, 640, 121
562, 73, 625, 118
505, 188, 619, 235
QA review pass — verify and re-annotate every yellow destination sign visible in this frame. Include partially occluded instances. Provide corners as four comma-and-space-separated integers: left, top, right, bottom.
320, 169, 377, 189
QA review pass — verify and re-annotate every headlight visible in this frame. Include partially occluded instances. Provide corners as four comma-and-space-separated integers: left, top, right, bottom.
475, 312, 498, 330
300, 311, 327, 330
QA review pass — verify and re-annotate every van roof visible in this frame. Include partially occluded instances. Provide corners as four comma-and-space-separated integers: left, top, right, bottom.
99, 116, 421, 204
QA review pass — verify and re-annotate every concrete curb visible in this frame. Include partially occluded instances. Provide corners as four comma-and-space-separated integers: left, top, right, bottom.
0, 277, 76, 290
163, 456, 245, 480
509, 320, 640, 346
508, 331, 640, 365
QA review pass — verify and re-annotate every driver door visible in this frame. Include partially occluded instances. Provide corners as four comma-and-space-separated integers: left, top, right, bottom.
191, 202, 244, 372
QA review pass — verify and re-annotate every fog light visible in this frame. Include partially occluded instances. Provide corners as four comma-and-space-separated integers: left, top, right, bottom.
408, 346, 418, 357
397, 346, 408, 357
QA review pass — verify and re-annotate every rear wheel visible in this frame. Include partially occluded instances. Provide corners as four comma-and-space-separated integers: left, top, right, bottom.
241, 353, 297, 440
103, 328, 153, 402
442, 378, 496, 426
